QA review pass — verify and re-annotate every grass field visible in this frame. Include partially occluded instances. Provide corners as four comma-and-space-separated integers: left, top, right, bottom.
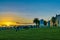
0, 27, 60, 40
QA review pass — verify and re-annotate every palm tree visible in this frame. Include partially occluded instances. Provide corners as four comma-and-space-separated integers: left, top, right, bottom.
33, 18, 40, 28
51, 17, 56, 26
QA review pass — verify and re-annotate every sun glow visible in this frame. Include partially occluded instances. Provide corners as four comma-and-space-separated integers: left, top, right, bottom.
0, 22, 16, 26
4, 22, 14, 26
0, 12, 33, 27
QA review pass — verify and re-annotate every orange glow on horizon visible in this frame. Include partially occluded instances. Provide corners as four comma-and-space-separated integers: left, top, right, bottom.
0, 22, 16, 26
0, 12, 33, 26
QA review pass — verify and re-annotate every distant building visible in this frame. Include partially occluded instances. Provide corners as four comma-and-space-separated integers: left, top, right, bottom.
56, 14, 60, 26
47, 18, 57, 27
49, 14, 60, 27
40, 19, 44, 27
47, 21, 50, 27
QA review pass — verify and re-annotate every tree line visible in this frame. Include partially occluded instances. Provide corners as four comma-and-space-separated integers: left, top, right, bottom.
33, 16, 56, 27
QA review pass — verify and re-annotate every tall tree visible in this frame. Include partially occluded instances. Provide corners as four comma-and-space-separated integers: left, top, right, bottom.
51, 17, 56, 26
44, 20, 47, 26
33, 18, 40, 28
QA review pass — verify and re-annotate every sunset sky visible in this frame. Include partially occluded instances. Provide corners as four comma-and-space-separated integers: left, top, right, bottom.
0, 0, 60, 25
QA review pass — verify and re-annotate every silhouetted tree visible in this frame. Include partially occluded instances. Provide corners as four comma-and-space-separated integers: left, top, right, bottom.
51, 17, 56, 26
44, 20, 47, 26
33, 18, 40, 28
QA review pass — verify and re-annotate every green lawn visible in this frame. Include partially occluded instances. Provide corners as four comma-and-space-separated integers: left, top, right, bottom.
0, 27, 60, 40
